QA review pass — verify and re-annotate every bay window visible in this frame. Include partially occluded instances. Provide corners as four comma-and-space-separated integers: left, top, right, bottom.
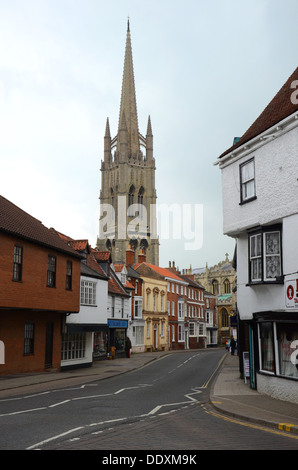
248, 225, 282, 283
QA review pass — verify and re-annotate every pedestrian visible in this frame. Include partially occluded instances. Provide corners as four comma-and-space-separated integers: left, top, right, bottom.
125, 336, 132, 358
230, 337, 236, 355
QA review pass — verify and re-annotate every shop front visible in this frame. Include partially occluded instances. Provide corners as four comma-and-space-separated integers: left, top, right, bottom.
107, 319, 128, 358
251, 312, 298, 403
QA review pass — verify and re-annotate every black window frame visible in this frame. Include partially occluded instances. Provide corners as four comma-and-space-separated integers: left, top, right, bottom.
239, 157, 257, 205
24, 322, 34, 355
13, 244, 23, 282
247, 224, 283, 285
47, 255, 57, 288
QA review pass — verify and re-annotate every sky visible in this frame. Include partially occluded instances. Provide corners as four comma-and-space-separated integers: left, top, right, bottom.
1, 0, 297, 271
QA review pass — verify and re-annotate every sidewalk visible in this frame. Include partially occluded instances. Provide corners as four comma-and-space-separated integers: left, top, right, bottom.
210, 352, 298, 435
0, 350, 298, 436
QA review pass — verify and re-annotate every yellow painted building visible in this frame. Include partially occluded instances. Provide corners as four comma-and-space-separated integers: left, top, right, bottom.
135, 263, 168, 352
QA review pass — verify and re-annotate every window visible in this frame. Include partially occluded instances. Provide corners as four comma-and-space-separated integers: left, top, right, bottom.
178, 324, 185, 342
24, 322, 34, 355
189, 322, 195, 336
277, 323, 298, 379
178, 301, 184, 319
212, 279, 219, 295
66, 261, 72, 290
47, 256, 56, 287
221, 308, 229, 328
134, 297, 142, 318
223, 279, 231, 294
161, 294, 164, 312
81, 280, 96, 306
61, 332, 86, 361
172, 325, 175, 342
128, 185, 135, 216
259, 322, 275, 373
249, 226, 282, 283
153, 293, 157, 312
240, 158, 256, 203
13, 245, 23, 282
121, 298, 124, 318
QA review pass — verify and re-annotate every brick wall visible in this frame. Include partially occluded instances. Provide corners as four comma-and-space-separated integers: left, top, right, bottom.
0, 309, 62, 374
0, 233, 81, 313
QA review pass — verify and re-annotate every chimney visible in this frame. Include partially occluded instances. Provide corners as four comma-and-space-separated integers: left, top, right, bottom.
126, 249, 135, 266
138, 249, 146, 264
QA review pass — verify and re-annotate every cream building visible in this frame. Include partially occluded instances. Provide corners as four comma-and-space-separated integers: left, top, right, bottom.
97, 20, 159, 266
135, 263, 168, 352
193, 253, 237, 344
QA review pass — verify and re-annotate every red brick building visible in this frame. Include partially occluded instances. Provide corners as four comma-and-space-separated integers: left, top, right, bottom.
0, 196, 82, 374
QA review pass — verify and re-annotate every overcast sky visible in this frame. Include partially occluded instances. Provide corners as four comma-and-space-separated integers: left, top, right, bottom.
1, 0, 297, 270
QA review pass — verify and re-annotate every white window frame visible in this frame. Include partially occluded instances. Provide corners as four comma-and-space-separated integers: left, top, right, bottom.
249, 227, 282, 283
134, 296, 143, 319
80, 280, 96, 306
178, 301, 184, 320
240, 158, 256, 203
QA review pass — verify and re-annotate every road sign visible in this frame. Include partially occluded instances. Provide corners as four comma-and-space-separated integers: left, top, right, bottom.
285, 274, 298, 309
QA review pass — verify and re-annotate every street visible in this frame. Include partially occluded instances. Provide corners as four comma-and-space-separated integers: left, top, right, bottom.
0, 349, 297, 450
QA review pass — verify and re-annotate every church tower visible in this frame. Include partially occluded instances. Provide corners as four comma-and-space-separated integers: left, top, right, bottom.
97, 20, 159, 266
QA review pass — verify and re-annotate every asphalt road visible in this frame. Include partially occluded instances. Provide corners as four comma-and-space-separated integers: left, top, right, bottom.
0, 349, 297, 451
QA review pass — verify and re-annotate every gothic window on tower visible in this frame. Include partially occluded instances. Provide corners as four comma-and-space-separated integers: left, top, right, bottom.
110, 188, 115, 208
138, 186, 144, 216
128, 185, 135, 216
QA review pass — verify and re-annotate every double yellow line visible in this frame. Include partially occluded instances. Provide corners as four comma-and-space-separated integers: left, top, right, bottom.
202, 404, 298, 441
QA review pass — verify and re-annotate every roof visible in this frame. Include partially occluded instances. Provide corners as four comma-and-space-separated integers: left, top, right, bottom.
219, 67, 298, 159
91, 250, 112, 262
108, 269, 130, 297
81, 262, 108, 280
0, 196, 82, 259
179, 274, 205, 290
134, 262, 187, 283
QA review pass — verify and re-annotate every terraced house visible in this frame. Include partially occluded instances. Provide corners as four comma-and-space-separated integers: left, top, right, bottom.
0, 196, 82, 374
216, 67, 298, 403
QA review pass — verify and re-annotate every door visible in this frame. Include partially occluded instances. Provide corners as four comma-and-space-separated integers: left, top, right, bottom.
153, 324, 158, 350
45, 322, 54, 368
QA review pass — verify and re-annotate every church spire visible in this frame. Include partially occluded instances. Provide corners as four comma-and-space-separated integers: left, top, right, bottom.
117, 20, 140, 158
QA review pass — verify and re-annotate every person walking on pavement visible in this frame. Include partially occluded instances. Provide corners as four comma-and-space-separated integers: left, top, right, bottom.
125, 336, 132, 358
230, 337, 236, 355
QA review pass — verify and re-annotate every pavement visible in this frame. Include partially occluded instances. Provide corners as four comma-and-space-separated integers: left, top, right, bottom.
0, 349, 298, 436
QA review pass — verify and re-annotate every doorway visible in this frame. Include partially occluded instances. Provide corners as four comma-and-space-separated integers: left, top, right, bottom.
45, 322, 54, 368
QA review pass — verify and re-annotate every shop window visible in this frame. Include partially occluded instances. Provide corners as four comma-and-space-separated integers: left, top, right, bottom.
259, 322, 275, 373
61, 332, 86, 360
276, 323, 298, 379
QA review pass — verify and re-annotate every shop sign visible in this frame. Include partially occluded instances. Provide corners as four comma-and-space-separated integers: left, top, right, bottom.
285, 274, 298, 309
107, 319, 128, 328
